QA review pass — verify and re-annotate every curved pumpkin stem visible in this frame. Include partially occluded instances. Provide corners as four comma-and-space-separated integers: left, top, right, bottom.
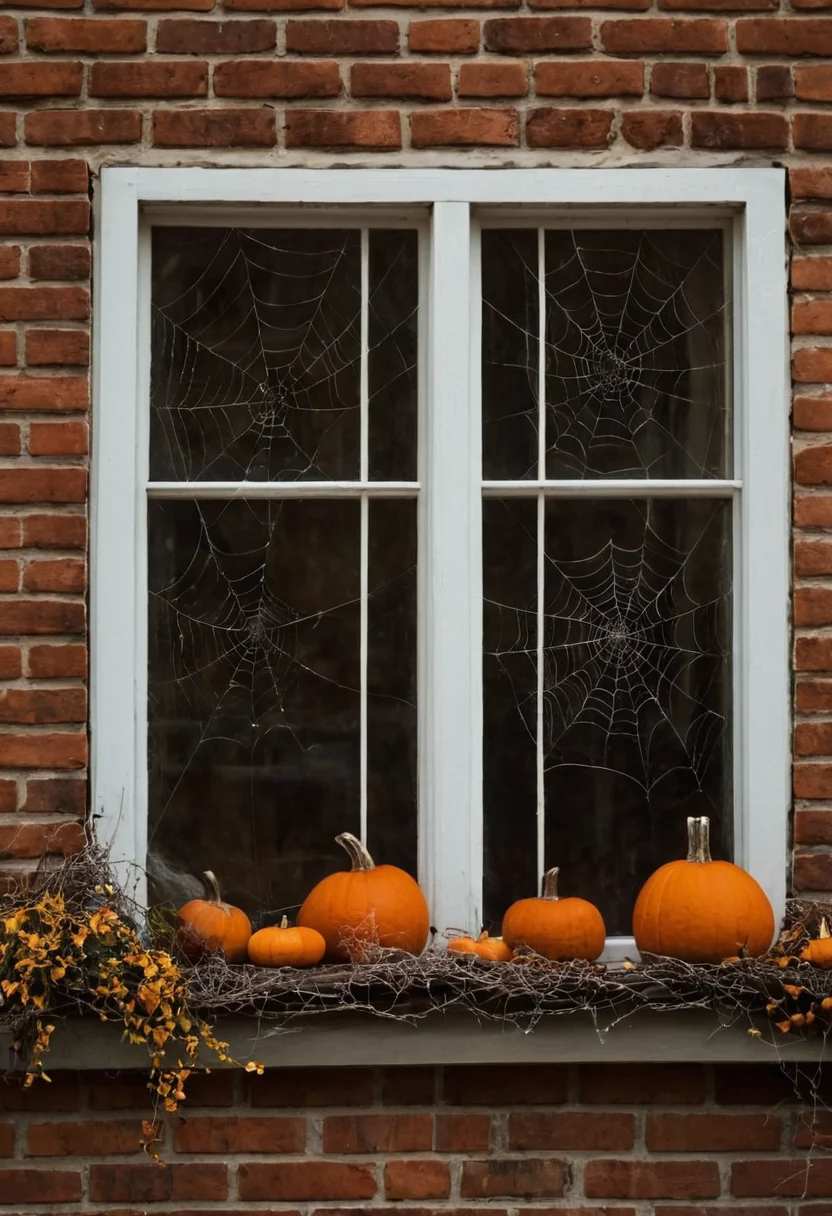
541, 867, 559, 900
686, 816, 712, 864
280, 915, 289, 930
336, 832, 375, 872
203, 870, 223, 905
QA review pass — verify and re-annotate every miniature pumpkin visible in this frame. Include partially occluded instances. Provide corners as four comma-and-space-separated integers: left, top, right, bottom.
632, 816, 775, 964
448, 931, 514, 962
297, 832, 430, 961
177, 871, 252, 964
502, 868, 606, 961
248, 916, 326, 968
801, 918, 832, 969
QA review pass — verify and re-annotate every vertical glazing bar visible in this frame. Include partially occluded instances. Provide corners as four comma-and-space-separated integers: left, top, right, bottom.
536, 227, 546, 881
360, 229, 369, 844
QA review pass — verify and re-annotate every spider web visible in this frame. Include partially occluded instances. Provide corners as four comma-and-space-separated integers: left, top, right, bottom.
146, 227, 418, 919
482, 227, 729, 480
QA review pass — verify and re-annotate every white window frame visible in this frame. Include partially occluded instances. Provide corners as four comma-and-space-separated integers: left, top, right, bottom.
92, 168, 789, 955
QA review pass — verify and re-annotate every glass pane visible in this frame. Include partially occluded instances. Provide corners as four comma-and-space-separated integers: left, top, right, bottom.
483, 497, 732, 934
369, 230, 419, 481
481, 228, 730, 481
147, 497, 417, 921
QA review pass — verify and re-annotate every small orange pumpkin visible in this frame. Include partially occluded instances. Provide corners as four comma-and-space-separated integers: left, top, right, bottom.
297, 832, 430, 961
502, 868, 606, 961
801, 918, 832, 969
633, 816, 775, 964
177, 871, 252, 964
248, 916, 326, 968
448, 931, 514, 962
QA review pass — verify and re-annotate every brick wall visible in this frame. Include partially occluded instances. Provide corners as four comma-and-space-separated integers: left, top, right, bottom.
1, 1062, 831, 1212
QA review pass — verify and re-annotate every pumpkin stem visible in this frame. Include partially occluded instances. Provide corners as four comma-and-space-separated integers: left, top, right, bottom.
335, 832, 375, 872
541, 867, 559, 900
203, 870, 222, 904
820, 918, 831, 940
686, 817, 712, 864
280, 916, 289, 930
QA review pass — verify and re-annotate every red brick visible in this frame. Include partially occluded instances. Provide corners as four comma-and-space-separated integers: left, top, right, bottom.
645, 1113, 782, 1151
25, 16, 146, 52
793, 168, 832, 200
409, 18, 479, 50
215, 60, 340, 97
0, 517, 20, 546
797, 677, 832, 708
385, 1161, 450, 1200
153, 109, 275, 147
0, 647, 20, 679
286, 18, 398, 52
435, 1113, 491, 1151
621, 109, 683, 147
532, 0, 650, 8
601, 16, 727, 50
25, 109, 142, 146
656, 1209, 786, 1216
795, 349, 832, 383
23, 513, 86, 548
250, 1068, 374, 1106
29, 420, 89, 455
527, 106, 612, 145
0, 376, 87, 411
795, 848, 832, 887
797, 635, 832, 670
579, 1064, 706, 1103
287, 109, 400, 148
90, 60, 207, 97
157, 18, 275, 52
586, 1161, 720, 1200
0, 559, 17, 591
28, 643, 87, 678
796, 588, 832, 625
0, 779, 15, 809
0, 1075, 78, 1110
0, 424, 19, 455
792, 212, 832, 246
733, 1160, 832, 1197
381, 1067, 435, 1105
461, 1159, 567, 1199
757, 63, 793, 99
691, 110, 787, 147
23, 776, 85, 814
323, 1114, 433, 1153
795, 810, 832, 844
510, 1112, 636, 1151
0, 599, 84, 634
351, 0, 516, 7
0, 820, 86, 854
23, 559, 85, 593
0, 63, 81, 99
0, 17, 17, 53
351, 62, 450, 99
660, 0, 774, 8
0, 115, 15, 148
651, 59, 708, 96
0, 163, 28, 193
223, 0, 341, 10
797, 447, 832, 486
411, 106, 518, 145
28, 245, 90, 281
535, 59, 643, 95
94, 0, 212, 9
27, 1121, 143, 1157
458, 62, 527, 95
0, 333, 14, 364
0, 1170, 81, 1204
714, 64, 748, 100
795, 763, 832, 797
26, 331, 88, 367
797, 722, 832, 755
795, 113, 832, 151
30, 159, 88, 193
0, 247, 18, 279
0, 467, 85, 501
738, 17, 832, 52
795, 1111, 832, 1148
238, 1162, 376, 1202
795, 303, 832, 337
794, 260, 832, 291
88, 1069, 233, 1110
444, 1065, 569, 1105
0, 199, 88, 235
89, 1164, 228, 1203
0, 688, 84, 723
174, 1116, 305, 1153
484, 16, 592, 50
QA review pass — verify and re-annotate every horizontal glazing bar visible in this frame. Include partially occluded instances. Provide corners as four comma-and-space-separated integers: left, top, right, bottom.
482, 480, 741, 499
147, 481, 421, 500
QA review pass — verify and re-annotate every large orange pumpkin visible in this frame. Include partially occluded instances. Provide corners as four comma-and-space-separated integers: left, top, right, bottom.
177, 871, 252, 964
248, 917, 326, 968
297, 832, 430, 961
502, 868, 606, 961
448, 931, 514, 962
632, 816, 775, 964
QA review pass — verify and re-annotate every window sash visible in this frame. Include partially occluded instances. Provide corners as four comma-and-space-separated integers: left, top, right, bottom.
92, 168, 789, 944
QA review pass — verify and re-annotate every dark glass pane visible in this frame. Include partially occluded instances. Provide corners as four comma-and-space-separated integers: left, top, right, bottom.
147, 498, 363, 921
367, 500, 417, 873
483, 497, 732, 934
151, 228, 362, 482
482, 498, 538, 930
545, 230, 729, 480
369, 230, 419, 481
482, 230, 540, 481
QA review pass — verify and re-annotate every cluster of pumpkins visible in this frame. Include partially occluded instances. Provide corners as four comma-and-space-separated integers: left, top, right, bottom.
175, 816, 821, 970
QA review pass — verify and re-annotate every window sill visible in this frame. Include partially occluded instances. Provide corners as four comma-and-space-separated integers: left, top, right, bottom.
5, 1007, 823, 1070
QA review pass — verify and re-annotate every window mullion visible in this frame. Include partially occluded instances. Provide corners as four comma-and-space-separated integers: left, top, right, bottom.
420, 202, 482, 936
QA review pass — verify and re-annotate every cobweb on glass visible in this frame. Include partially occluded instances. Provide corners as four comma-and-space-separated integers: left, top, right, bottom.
481, 228, 730, 481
